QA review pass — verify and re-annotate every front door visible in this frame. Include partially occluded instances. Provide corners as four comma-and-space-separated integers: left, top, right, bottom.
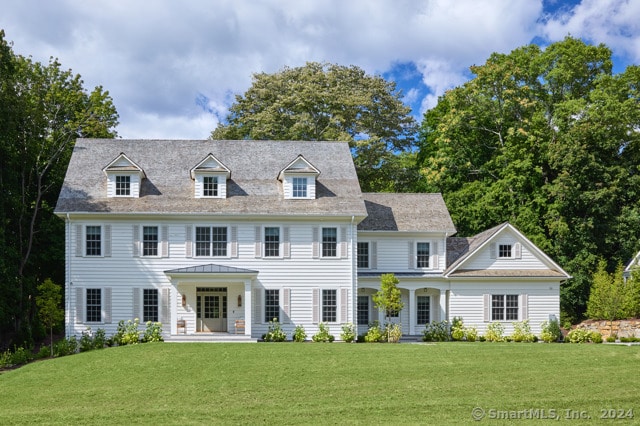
196, 288, 227, 332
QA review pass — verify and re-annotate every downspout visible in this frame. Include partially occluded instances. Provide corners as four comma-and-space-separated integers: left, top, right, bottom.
66, 213, 71, 338
351, 216, 355, 325
443, 231, 449, 323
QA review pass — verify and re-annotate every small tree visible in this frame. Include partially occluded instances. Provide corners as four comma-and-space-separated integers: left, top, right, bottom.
586, 260, 639, 336
373, 273, 404, 342
36, 278, 64, 357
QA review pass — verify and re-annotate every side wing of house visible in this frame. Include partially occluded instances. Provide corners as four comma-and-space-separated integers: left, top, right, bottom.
445, 223, 571, 335
357, 193, 457, 336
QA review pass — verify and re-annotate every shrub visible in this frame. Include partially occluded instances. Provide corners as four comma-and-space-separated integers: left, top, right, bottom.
485, 322, 504, 342
312, 322, 335, 342
540, 318, 562, 343
591, 332, 603, 344
0, 349, 11, 368
511, 320, 535, 343
53, 336, 77, 357
385, 323, 402, 343
80, 328, 94, 352
422, 321, 449, 342
292, 325, 307, 342
36, 345, 51, 359
340, 323, 356, 343
606, 335, 617, 343
263, 319, 287, 342
364, 322, 384, 343
9, 346, 33, 365
143, 322, 164, 343
114, 319, 141, 345
451, 316, 465, 341
93, 328, 108, 348
566, 328, 600, 343
465, 326, 478, 342
0, 347, 33, 367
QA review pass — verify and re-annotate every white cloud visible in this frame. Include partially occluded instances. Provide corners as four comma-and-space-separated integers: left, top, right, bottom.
1, 0, 638, 137
542, 0, 640, 63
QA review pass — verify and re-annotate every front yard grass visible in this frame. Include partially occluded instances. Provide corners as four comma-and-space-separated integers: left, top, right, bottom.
0, 342, 638, 424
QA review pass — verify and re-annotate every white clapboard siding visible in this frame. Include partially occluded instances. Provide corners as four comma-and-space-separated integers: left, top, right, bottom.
466, 230, 548, 271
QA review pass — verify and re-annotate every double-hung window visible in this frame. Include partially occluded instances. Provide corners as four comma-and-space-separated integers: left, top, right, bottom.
416, 242, 430, 268
143, 289, 159, 322
86, 289, 102, 322
115, 175, 131, 196
264, 289, 280, 322
203, 176, 218, 197
357, 242, 369, 268
195, 226, 228, 257
322, 227, 337, 257
292, 177, 308, 198
492, 294, 518, 321
143, 226, 159, 256
322, 289, 337, 322
86, 226, 102, 256
264, 227, 280, 257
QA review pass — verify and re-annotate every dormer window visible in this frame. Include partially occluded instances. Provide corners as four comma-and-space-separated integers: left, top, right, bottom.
292, 177, 308, 198
278, 155, 320, 200
203, 176, 219, 197
103, 153, 145, 198
116, 175, 131, 196
191, 154, 230, 199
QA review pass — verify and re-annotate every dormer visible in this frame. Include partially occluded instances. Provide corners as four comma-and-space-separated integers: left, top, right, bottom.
103, 153, 146, 198
191, 154, 231, 199
278, 155, 320, 200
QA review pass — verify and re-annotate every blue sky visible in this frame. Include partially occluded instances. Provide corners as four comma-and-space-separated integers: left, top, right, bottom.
1, 0, 639, 139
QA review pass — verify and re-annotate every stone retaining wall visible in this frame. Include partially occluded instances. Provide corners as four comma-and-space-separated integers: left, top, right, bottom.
575, 319, 640, 339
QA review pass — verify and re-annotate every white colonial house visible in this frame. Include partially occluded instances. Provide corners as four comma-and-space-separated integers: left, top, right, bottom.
55, 139, 570, 340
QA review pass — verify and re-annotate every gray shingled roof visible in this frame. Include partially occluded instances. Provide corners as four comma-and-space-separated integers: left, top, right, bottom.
445, 223, 506, 270
55, 139, 367, 217
358, 193, 456, 233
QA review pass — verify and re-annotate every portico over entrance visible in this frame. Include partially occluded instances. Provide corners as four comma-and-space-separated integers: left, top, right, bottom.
164, 264, 258, 336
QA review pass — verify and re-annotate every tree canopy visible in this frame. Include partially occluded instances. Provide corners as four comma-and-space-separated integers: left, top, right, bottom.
417, 37, 640, 322
211, 62, 418, 191
0, 30, 118, 347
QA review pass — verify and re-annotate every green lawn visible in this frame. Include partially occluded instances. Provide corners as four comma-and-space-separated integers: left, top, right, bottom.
1, 342, 639, 425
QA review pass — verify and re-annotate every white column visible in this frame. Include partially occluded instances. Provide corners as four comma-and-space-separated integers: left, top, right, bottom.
244, 279, 252, 336
408, 289, 416, 335
170, 281, 177, 335
439, 290, 447, 323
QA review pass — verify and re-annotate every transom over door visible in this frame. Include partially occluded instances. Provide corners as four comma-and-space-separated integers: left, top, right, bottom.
196, 290, 227, 332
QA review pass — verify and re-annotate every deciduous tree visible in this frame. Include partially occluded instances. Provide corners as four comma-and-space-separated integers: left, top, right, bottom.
418, 37, 640, 322
0, 30, 118, 347
36, 278, 64, 357
373, 273, 403, 341
211, 62, 417, 191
